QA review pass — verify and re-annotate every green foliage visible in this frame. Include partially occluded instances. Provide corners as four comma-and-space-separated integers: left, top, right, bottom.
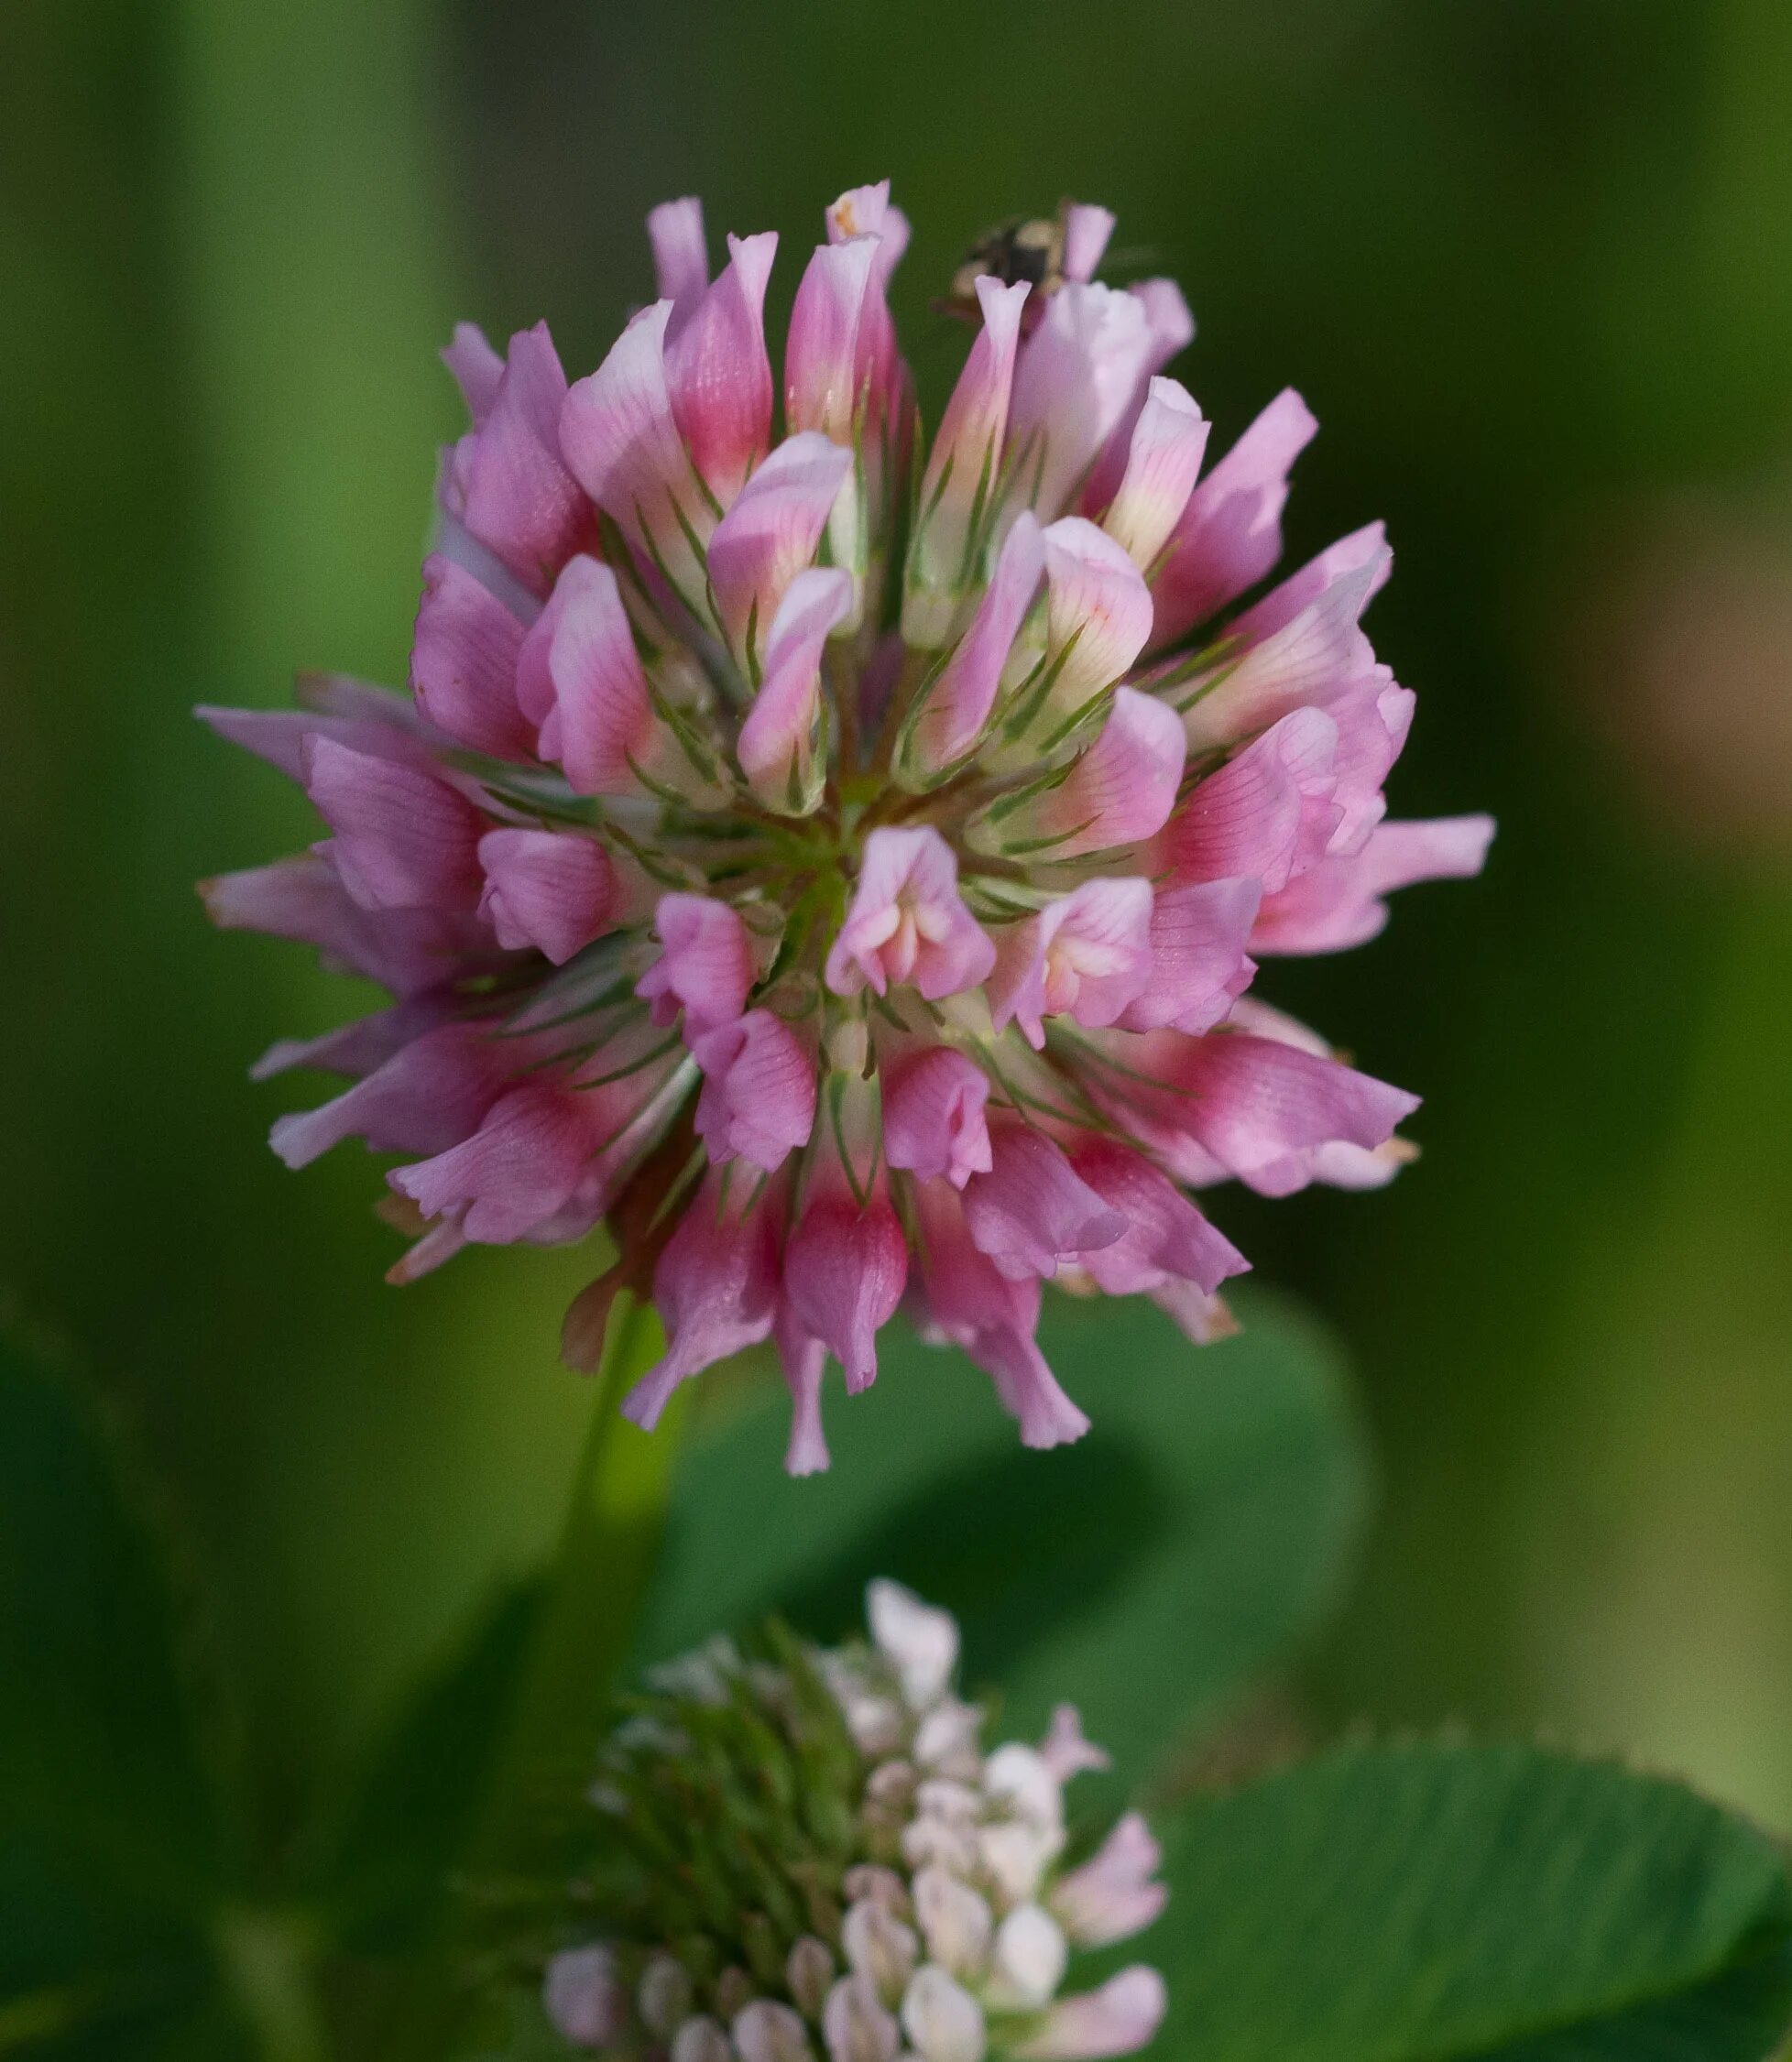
640, 1292, 1371, 1778
1153, 1740, 1792, 2061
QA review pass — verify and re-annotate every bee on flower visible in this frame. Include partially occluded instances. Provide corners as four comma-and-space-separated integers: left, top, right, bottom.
199, 181, 1492, 1471
541, 1581, 1168, 2062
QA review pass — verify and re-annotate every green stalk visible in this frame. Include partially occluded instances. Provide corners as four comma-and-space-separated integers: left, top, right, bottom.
474, 1292, 687, 1872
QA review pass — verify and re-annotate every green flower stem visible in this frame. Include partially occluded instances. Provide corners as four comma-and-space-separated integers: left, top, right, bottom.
474, 1292, 684, 1871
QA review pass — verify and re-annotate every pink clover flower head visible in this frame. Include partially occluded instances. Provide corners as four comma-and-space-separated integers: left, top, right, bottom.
541, 1584, 1167, 2059
199, 184, 1491, 1472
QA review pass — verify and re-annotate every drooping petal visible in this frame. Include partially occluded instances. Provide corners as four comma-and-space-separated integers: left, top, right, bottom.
622, 1172, 781, 1430
1149, 387, 1317, 649
476, 828, 620, 963
775, 1311, 830, 1477
304, 736, 486, 913
738, 565, 854, 813
896, 512, 1044, 783
784, 1187, 908, 1392
881, 1045, 993, 1188
961, 1120, 1126, 1282
1099, 377, 1209, 571
692, 1009, 818, 1172
391, 1078, 622, 1243
825, 826, 995, 1000
667, 230, 779, 505
636, 892, 758, 1035
706, 432, 854, 663
1253, 813, 1495, 954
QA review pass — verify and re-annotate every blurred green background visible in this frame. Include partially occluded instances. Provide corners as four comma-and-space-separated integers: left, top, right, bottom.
5, 0, 1790, 1859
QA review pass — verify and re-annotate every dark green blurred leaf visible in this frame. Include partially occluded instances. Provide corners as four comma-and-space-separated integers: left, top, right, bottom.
1153, 1740, 1792, 2061
0, 1324, 248, 2056
639, 1290, 1369, 1775
320, 1582, 544, 1949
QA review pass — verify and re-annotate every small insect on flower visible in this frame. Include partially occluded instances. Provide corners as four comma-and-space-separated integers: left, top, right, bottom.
199, 180, 1492, 1473
539, 1582, 1168, 2062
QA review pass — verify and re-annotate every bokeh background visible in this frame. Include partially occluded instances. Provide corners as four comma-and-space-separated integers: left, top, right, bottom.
5, 0, 1791, 1860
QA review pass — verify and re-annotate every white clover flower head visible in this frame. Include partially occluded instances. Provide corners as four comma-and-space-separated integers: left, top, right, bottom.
540, 1582, 1165, 2059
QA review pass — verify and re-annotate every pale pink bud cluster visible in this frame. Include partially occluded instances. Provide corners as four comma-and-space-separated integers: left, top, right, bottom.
200, 183, 1492, 1470
544, 1582, 1167, 2062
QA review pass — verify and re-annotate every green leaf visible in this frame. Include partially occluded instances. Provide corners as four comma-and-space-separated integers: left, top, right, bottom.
0, 1325, 245, 2055
319, 1583, 544, 1949
1152, 1739, 1792, 2061
639, 1289, 1369, 1776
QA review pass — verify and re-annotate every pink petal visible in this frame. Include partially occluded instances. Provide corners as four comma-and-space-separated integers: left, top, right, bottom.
1034, 518, 1156, 728
786, 236, 879, 442
1325, 674, 1415, 855
1068, 1139, 1247, 1297
961, 1120, 1126, 1282
304, 736, 486, 913
906, 277, 1030, 642
560, 301, 710, 604
987, 878, 1153, 1045
442, 322, 504, 425
824, 826, 995, 1001
989, 687, 1185, 859
623, 1173, 781, 1430
1099, 377, 1209, 571
391, 1080, 614, 1244
1061, 203, 1117, 283
1050, 1813, 1164, 1948
539, 555, 661, 796
1229, 518, 1392, 647
196, 699, 432, 785
1155, 707, 1342, 893
784, 1190, 908, 1393
1149, 387, 1317, 649
706, 432, 854, 661
647, 195, 708, 335
898, 511, 1044, 781
1253, 813, 1495, 955
635, 892, 757, 1037
268, 1021, 506, 1170
667, 230, 778, 506
476, 828, 619, 963
1177, 547, 1390, 753
439, 323, 592, 597
881, 1045, 993, 1188
692, 1009, 818, 1173
1013, 1969, 1165, 2062
1009, 284, 1155, 521
1038, 1705, 1110, 1782
775, 1312, 831, 1476
409, 553, 533, 760
1078, 279, 1196, 516
1118, 877, 1261, 1034
737, 565, 854, 813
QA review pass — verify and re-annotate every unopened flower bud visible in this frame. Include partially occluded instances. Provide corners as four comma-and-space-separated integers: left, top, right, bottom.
977, 1821, 1054, 1907
913, 1867, 993, 1979
900, 1966, 987, 2062
823, 1972, 901, 2062
640, 1950, 695, 2036
672, 2016, 732, 2062
868, 1581, 959, 1709
735, 1999, 815, 2062
842, 1864, 912, 1917
987, 1904, 1068, 2011
788, 1936, 836, 2017
981, 1745, 1063, 1832
842, 1897, 919, 2003
912, 1698, 983, 1777
716, 1966, 757, 2020
544, 1944, 628, 2050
